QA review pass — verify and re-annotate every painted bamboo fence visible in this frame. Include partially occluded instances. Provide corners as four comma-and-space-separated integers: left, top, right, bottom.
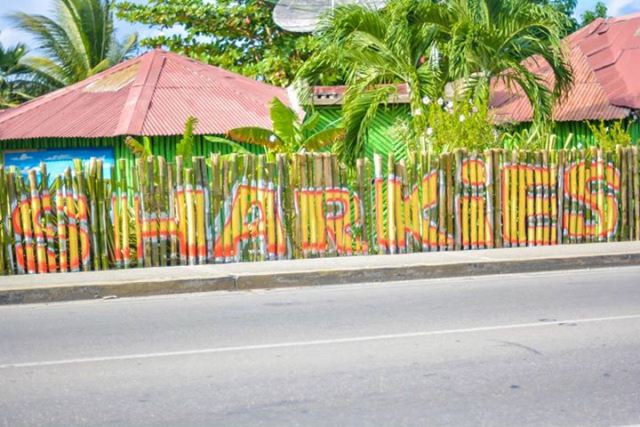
0, 147, 638, 275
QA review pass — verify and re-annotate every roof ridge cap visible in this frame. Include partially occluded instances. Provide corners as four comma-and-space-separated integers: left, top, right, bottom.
114, 49, 166, 136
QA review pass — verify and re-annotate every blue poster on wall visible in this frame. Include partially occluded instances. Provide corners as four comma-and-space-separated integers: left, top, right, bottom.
3, 148, 115, 184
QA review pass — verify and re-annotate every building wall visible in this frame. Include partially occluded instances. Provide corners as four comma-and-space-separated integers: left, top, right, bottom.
0, 135, 266, 185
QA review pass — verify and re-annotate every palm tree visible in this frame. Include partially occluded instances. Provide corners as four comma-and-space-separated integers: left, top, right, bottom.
415, 0, 573, 124
0, 42, 31, 107
208, 97, 345, 156
0, 40, 51, 107
298, 0, 444, 163
299, 0, 572, 162
9, 0, 138, 90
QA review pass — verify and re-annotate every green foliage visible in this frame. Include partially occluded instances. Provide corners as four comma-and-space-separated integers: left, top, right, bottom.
588, 121, 632, 151
500, 122, 562, 151
176, 116, 198, 167
9, 0, 138, 90
419, 98, 498, 154
116, 0, 326, 87
209, 97, 344, 158
298, 0, 444, 163
580, 2, 607, 26
124, 136, 152, 158
426, 0, 573, 124
531, 0, 578, 34
204, 137, 255, 155
300, 0, 572, 162
0, 41, 44, 107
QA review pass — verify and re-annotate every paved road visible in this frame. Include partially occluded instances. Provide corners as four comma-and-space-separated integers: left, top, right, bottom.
1, 266, 640, 426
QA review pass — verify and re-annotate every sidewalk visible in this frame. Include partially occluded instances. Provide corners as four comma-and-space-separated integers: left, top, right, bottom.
1, 241, 639, 305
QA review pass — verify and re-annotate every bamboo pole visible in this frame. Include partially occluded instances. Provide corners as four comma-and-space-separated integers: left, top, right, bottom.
484, 150, 494, 249
510, 150, 519, 247
517, 151, 527, 247
158, 156, 169, 266
617, 146, 626, 241
185, 167, 197, 265
28, 169, 47, 273
633, 147, 639, 241
387, 153, 397, 254
541, 151, 551, 245
373, 154, 386, 254
460, 151, 470, 250
469, 152, 478, 249
0, 167, 12, 275
210, 154, 222, 263
493, 149, 503, 248
313, 154, 327, 256
65, 167, 79, 272
40, 163, 57, 272
54, 176, 67, 273
549, 150, 559, 245
396, 160, 407, 254
626, 147, 634, 241
502, 150, 511, 248
175, 156, 188, 265
194, 157, 206, 264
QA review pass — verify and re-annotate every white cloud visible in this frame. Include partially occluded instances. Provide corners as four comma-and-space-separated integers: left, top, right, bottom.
608, 0, 639, 16
45, 154, 72, 161
14, 153, 33, 161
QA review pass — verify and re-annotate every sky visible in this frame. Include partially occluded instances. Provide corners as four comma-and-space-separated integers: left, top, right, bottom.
1, 0, 639, 48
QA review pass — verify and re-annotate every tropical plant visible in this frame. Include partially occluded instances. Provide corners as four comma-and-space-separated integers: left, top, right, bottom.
0, 41, 36, 107
126, 116, 199, 166
419, 97, 498, 154
500, 122, 564, 151
9, 0, 138, 90
298, 0, 445, 163
176, 116, 198, 167
580, 1, 607, 26
416, 0, 573, 124
587, 120, 632, 151
116, 0, 330, 87
299, 0, 572, 163
124, 135, 152, 158
207, 97, 344, 157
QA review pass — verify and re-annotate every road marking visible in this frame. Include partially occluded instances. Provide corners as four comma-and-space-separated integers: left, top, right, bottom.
2, 313, 640, 369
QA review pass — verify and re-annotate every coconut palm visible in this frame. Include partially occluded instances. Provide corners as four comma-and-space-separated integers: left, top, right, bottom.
0, 41, 42, 107
299, 0, 572, 162
208, 97, 344, 156
9, 0, 138, 90
415, 0, 573, 124
298, 0, 444, 163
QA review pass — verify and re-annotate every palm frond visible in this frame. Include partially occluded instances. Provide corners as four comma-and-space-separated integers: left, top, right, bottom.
269, 97, 298, 147
304, 128, 346, 151
204, 136, 254, 155
225, 127, 281, 150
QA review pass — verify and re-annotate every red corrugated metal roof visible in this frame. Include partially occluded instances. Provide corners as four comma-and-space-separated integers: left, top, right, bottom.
491, 14, 640, 123
0, 49, 289, 140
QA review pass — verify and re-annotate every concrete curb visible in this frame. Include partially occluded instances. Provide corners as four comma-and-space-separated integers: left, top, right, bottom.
1, 242, 639, 305
234, 251, 640, 289
0, 276, 236, 305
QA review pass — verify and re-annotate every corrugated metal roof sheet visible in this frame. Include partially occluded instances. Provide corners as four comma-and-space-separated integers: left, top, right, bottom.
0, 49, 289, 140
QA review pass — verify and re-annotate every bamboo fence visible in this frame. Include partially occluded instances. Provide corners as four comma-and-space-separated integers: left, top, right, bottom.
0, 147, 637, 275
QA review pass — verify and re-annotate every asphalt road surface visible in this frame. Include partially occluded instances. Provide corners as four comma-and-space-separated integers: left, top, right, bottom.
1, 266, 640, 426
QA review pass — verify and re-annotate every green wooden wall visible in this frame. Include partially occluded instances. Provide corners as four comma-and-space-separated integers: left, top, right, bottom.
316, 106, 640, 159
